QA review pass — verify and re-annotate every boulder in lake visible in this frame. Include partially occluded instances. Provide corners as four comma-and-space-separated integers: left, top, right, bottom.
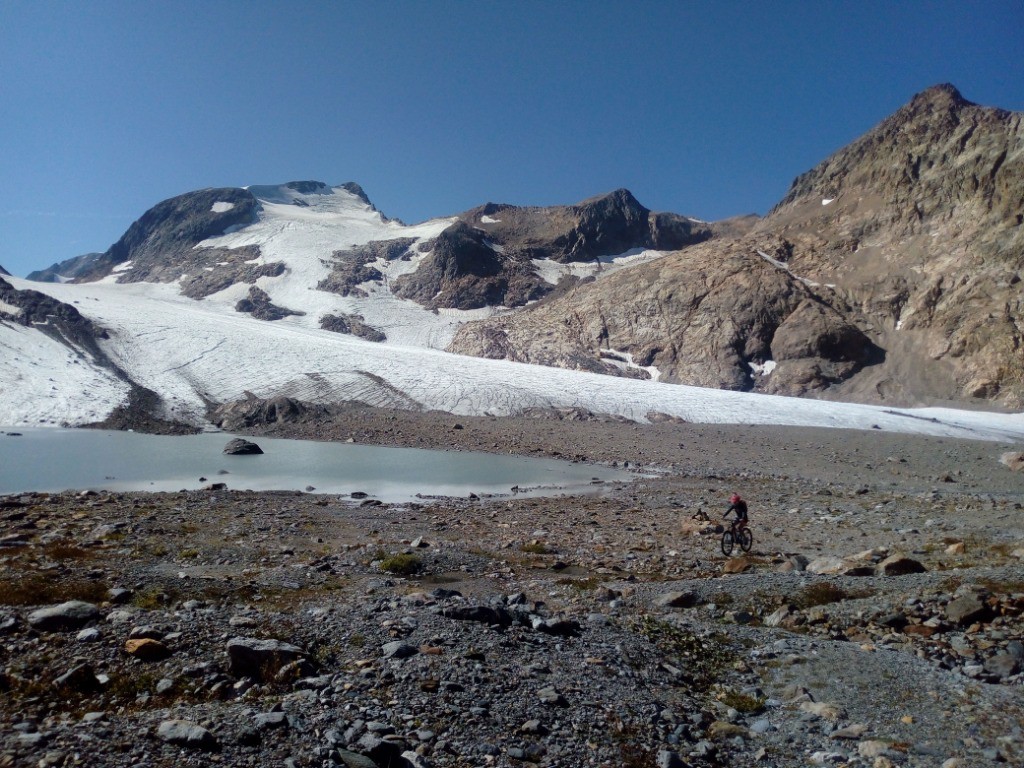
223, 438, 263, 455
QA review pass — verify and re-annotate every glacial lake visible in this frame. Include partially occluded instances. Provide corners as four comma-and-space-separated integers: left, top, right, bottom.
0, 428, 633, 501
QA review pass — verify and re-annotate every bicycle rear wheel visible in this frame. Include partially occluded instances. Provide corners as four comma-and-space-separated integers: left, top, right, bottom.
739, 527, 753, 553
721, 530, 735, 556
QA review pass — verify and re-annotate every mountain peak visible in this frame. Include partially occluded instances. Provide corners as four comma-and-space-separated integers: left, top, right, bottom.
912, 82, 969, 107
0, 264, 10, 277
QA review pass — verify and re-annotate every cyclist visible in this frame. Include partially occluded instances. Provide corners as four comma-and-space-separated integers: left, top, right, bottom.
724, 493, 748, 533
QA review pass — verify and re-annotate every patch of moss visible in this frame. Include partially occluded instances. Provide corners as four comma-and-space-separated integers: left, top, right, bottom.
379, 553, 423, 576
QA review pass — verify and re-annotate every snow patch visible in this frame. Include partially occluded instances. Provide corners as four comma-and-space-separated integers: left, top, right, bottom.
480, 215, 501, 224
756, 250, 820, 288
822, 198, 834, 206
749, 360, 777, 376
112, 261, 133, 273
600, 349, 661, 382
211, 201, 235, 213
532, 248, 669, 285
0, 299, 23, 317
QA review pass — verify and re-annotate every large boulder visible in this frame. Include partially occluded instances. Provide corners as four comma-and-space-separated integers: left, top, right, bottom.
157, 720, 220, 751
875, 553, 927, 576
223, 438, 263, 455
27, 601, 101, 632
226, 637, 309, 680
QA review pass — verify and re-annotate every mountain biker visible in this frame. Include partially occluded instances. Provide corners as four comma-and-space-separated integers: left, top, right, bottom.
724, 493, 748, 531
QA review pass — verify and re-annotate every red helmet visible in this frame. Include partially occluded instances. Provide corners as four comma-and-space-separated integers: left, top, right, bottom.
730, 493, 741, 503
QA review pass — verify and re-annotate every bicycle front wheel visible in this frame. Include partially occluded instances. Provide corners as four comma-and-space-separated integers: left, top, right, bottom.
721, 530, 735, 556
739, 527, 753, 553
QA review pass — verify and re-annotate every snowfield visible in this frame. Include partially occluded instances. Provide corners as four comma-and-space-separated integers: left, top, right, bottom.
1, 183, 1022, 443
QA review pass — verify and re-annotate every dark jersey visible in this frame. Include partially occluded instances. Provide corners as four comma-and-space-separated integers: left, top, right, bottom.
725, 500, 748, 521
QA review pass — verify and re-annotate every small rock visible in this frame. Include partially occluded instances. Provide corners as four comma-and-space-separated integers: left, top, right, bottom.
800, 701, 844, 721
335, 749, 378, 768
537, 685, 568, 706
125, 638, 172, 661
157, 720, 219, 751
708, 721, 747, 739
858, 740, 892, 758
254, 711, 289, 730
381, 641, 418, 659
722, 557, 751, 574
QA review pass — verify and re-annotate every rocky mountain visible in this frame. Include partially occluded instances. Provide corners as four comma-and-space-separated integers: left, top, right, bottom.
0, 277, 108, 354
451, 84, 1024, 408
27, 252, 106, 283
4, 84, 1021, 431
0, 264, 9, 277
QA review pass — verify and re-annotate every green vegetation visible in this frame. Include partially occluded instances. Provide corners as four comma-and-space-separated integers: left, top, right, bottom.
720, 688, 766, 713
632, 615, 733, 692
379, 553, 423, 576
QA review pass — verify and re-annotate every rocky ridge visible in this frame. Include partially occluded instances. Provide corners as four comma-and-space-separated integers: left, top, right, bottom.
450, 85, 1024, 407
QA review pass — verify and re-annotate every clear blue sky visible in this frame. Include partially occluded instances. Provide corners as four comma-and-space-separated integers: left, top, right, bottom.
2, 0, 1022, 277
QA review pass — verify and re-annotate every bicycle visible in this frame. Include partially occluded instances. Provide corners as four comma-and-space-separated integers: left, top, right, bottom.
721, 521, 753, 556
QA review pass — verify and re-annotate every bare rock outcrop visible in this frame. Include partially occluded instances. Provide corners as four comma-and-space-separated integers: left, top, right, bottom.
235, 286, 305, 321
392, 189, 712, 311
319, 313, 386, 342
451, 237, 881, 395
209, 395, 328, 431
450, 85, 1024, 406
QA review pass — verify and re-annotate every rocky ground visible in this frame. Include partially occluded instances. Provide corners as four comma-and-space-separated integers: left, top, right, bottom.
2, 411, 1024, 768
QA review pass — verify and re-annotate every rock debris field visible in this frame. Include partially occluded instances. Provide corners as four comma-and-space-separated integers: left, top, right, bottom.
2, 411, 1024, 768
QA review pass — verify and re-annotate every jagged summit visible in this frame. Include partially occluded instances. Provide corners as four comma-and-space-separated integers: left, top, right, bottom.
451, 85, 1024, 407
910, 82, 969, 108
0, 264, 9, 277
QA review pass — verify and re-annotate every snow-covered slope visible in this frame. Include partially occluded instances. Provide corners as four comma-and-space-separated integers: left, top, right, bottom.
2, 181, 1022, 442
0, 271, 1021, 442
159, 183, 490, 349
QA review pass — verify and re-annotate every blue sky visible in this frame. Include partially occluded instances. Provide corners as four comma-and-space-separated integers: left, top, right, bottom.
1, 1, 1022, 277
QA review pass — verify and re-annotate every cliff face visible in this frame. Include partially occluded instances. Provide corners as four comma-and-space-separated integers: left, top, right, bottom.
451, 85, 1024, 407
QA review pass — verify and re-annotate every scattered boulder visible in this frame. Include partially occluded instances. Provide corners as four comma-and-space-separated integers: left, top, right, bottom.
335, 749, 378, 768
807, 556, 846, 575
156, 719, 219, 751
28, 601, 101, 632
226, 637, 309, 680
654, 590, 700, 609
55, 663, 102, 692
875, 553, 927, 575
441, 605, 514, 626
124, 638, 172, 661
1000, 451, 1024, 472
944, 594, 994, 626
381, 641, 418, 660
223, 438, 263, 455
722, 556, 752, 574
